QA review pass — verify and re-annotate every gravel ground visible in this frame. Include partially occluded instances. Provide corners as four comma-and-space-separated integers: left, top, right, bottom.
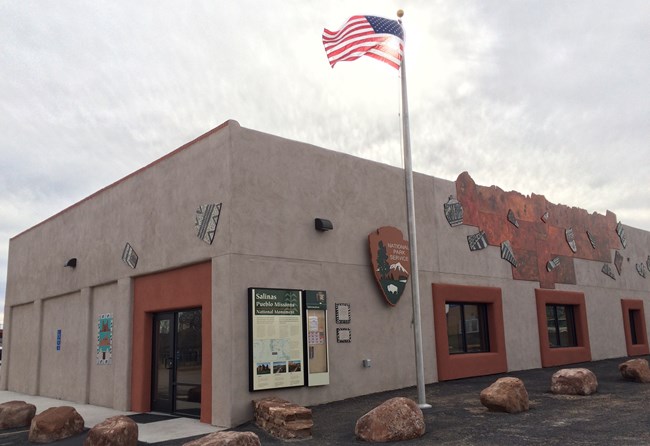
233, 356, 650, 445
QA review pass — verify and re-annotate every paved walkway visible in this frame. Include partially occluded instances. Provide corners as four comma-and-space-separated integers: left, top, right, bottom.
0, 391, 221, 444
2, 356, 649, 445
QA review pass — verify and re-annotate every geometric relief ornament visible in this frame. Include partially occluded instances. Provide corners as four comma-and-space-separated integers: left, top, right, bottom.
195, 203, 222, 245
614, 250, 624, 276
444, 196, 463, 227
565, 228, 577, 253
368, 226, 411, 306
500, 240, 518, 268
336, 327, 351, 343
335, 303, 351, 324
507, 209, 520, 228
616, 222, 627, 249
121, 242, 138, 269
602, 263, 616, 280
546, 256, 560, 272
586, 231, 597, 249
637, 263, 647, 278
467, 231, 488, 251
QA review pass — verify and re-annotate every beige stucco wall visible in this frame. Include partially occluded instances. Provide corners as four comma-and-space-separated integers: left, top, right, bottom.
88, 282, 122, 408
3, 120, 650, 427
5, 302, 38, 394
571, 225, 650, 361
221, 125, 427, 425
2, 122, 235, 415
39, 291, 87, 401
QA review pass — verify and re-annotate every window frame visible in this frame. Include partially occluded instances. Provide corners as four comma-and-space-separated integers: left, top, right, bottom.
535, 289, 591, 367
433, 283, 507, 381
545, 303, 577, 348
446, 302, 490, 354
621, 299, 649, 356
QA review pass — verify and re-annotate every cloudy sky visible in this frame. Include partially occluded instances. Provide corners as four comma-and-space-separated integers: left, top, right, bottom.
1, 1, 649, 317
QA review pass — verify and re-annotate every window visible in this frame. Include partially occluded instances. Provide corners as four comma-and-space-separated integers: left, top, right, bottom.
535, 289, 591, 367
621, 299, 649, 356
433, 283, 507, 381
447, 303, 489, 354
629, 310, 640, 345
545, 304, 577, 348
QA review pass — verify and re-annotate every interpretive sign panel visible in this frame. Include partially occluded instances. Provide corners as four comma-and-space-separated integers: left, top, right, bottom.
249, 288, 305, 391
305, 290, 329, 386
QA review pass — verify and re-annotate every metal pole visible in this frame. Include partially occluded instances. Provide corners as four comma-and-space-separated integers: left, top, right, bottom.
397, 10, 431, 409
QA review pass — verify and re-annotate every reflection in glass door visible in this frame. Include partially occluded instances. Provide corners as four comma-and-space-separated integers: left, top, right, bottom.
151, 309, 202, 417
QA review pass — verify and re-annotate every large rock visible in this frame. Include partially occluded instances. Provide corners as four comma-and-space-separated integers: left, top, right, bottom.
480, 377, 529, 413
355, 397, 425, 442
84, 416, 138, 446
0, 400, 37, 429
28, 406, 85, 443
550, 368, 598, 395
619, 358, 650, 383
182, 431, 261, 446
252, 397, 313, 440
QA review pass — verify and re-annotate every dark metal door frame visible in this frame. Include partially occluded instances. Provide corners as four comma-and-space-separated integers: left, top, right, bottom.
151, 309, 202, 417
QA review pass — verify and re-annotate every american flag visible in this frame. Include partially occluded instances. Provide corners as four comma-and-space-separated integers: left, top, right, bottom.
322, 15, 404, 70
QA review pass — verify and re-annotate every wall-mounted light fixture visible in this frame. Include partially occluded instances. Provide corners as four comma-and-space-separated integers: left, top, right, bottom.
64, 258, 77, 268
315, 218, 333, 232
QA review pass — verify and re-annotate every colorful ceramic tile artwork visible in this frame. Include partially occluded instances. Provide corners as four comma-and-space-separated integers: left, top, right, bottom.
97, 313, 113, 365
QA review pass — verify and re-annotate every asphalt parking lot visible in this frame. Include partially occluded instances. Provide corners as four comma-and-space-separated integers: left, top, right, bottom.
232, 356, 650, 445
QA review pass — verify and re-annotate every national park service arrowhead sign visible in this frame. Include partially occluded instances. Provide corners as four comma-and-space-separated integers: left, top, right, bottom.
369, 226, 411, 306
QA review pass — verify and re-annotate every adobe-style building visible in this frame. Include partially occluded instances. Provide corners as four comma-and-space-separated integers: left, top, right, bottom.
2, 120, 649, 427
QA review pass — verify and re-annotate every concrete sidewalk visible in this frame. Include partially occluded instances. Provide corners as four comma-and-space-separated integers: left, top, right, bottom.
0, 391, 222, 444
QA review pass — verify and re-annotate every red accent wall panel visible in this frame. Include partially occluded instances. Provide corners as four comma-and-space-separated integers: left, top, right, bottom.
456, 172, 620, 289
131, 262, 212, 423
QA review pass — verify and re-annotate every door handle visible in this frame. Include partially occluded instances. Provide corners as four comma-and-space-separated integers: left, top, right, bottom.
165, 357, 174, 369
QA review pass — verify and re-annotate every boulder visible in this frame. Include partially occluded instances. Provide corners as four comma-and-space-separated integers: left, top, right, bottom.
182, 431, 261, 446
28, 406, 85, 443
252, 397, 313, 440
0, 400, 37, 429
550, 368, 598, 395
480, 377, 529, 413
84, 415, 138, 446
355, 397, 425, 442
619, 358, 650, 383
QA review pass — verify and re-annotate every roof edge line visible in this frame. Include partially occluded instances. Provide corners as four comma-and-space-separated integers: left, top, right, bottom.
11, 119, 239, 240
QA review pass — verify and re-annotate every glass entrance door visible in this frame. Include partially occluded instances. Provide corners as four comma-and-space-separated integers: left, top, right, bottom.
151, 309, 202, 417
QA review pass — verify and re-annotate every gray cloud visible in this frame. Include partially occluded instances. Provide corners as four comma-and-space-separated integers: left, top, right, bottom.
1, 0, 649, 312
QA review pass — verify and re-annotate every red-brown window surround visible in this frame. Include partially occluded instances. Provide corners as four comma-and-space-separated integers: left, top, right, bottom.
534, 289, 591, 367
621, 299, 650, 356
432, 283, 507, 381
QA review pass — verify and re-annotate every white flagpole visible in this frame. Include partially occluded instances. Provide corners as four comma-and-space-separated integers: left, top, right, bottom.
397, 9, 431, 409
